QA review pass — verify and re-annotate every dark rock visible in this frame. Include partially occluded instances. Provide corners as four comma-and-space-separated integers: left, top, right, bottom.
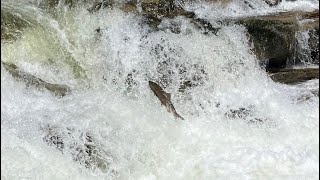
225, 107, 252, 119
148, 42, 208, 91
140, 0, 220, 35
269, 68, 319, 84
264, 0, 282, 6
309, 29, 319, 64
38, 0, 90, 9
42, 126, 65, 152
88, 0, 220, 35
225, 107, 266, 124
87, 0, 113, 13
41, 125, 117, 174
238, 10, 319, 70
240, 18, 296, 69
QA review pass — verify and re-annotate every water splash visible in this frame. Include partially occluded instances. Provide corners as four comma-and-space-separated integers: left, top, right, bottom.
1, 0, 319, 179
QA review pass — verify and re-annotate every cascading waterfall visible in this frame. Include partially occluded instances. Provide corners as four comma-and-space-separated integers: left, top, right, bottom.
1, 0, 319, 179
292, 29, 319, 67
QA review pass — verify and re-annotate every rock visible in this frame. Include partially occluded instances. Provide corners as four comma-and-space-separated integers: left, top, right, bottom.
224, 107, 266, 124
88, 0, 220, 35
1, 11, 33, 42
1, 9, 87, 79
87, 0, 114, 13
241, 18, 296, 69
38, 0, 90, 9
238, 10, 319, 70
308, 29, 319, 64
2, 62, 71, 97
41, 125, 117, 174
269, 68, 319, 84
150, 43, 208, 91
264, 0, 282, 6
140, 0, 220, 34
311, 89, 319, 97
42, 125, 65, 152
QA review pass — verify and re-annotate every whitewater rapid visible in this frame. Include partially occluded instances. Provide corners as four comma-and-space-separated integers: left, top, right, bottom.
1, 0, 319, 179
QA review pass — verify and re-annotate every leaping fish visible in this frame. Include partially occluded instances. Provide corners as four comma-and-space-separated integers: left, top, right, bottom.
149, 81, 184, 120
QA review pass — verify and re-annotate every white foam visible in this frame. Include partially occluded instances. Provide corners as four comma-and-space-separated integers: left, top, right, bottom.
1, 0, 319, 179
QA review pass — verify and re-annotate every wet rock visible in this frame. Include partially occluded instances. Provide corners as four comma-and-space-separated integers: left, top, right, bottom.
311, 89, 319, 97
240, 17, 297, 69
1, 11, 34, 42
2, 62, 71, 97
41, 125, 117, 175
225, 107, 252, 119
308, 29, 319, 64
1, 8, 87, 79
225, 107, 266, 124
87, 0, 114, 13
239, 10, 319, 70
88, 0, 220, 35
38, 0, 91, 9
150, 42, 208, 91
140, 0, 220, 34
269, 68, 319, 84
42, 125, 65, 152
264, 0, 282, 6
295, 92, 318, 103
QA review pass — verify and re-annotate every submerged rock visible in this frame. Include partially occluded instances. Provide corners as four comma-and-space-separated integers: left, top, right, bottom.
264, 0, 282, 6
1, 10, 34, 42
41, 125, 117, 175
150, 42, 209, 91
224, 107, 266, 124
2, 62, 71, 97
225, 107, 252, 119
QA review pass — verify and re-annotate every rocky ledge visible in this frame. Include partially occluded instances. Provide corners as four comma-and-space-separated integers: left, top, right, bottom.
269, 68, 319, 84
238, 10, 319, 70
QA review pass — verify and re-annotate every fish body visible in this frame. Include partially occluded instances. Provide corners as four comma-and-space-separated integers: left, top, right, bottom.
1, 61, 71, 97
149, 81, 184, 120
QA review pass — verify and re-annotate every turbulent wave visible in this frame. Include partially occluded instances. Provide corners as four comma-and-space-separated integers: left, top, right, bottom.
1, 0, 319, 179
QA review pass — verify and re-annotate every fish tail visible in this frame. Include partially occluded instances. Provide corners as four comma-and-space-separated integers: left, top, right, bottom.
174, 112, 185, 120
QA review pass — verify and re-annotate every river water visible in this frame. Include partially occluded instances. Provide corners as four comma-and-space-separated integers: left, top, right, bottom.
1, 0, 319, 179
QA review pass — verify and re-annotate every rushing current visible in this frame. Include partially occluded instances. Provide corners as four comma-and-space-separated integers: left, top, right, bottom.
1, 0, 319, 179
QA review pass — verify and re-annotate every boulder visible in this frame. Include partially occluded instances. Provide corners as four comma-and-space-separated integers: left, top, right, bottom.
238, 10, 319, 70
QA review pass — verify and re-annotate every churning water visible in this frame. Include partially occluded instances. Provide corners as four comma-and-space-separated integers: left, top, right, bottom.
1, 0, 319, 179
